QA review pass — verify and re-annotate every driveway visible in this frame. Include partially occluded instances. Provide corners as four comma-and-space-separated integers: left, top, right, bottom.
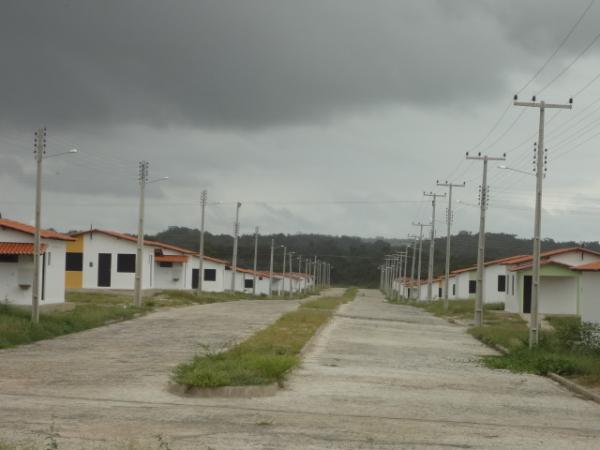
1, 289, 599, 449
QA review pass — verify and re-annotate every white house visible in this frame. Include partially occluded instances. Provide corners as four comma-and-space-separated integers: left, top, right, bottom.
452, 267, 476, 300
504, 247, 600, 315
574, 261, 600, 325
66, 229, 199, 291
0, 218, 74, 306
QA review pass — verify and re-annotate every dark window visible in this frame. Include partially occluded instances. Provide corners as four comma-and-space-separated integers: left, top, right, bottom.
159, 261, 173, 268
512, 275, 515, 296
0, 254, 18, 263
498, 275, 506, 292
65, 252, 83, 271
204, 269, 217, 281
452, 284, 456, 295
117, 254, 136, 273
469, 280, 477, 294
244, 279, 254, 289
438, 288, 442, 297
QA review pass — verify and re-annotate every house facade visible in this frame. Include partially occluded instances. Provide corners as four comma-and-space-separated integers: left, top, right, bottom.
0, 218, 73, 305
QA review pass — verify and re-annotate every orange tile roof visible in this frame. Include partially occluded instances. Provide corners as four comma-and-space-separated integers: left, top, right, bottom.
71, 229, 198, 255
573, 261, 600, 271
0, 219, 74, 241
155, 254, 188, 263
451, 266, 476, 275
509, 259, 575, 272
0, 242, 47, 255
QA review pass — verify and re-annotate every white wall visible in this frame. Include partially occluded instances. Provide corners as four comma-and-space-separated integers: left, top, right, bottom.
483, 265, 508, 304
550, 251, 600, 267
581, 272, 600, 324
190, 258, 226, 292
539, 277, 578, 315
0, 229, 66, 305
454, 272, 474, 299
505, 272, 520, 313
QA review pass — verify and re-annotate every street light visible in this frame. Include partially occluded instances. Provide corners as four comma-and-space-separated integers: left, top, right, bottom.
32, 127, 78, 323
497, 165, 535, 177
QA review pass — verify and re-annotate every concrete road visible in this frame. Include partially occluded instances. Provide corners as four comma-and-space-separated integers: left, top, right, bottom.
1, 289, 600, 449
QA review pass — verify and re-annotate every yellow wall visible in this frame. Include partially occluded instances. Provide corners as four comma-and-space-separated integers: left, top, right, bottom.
65, 235, 84, 288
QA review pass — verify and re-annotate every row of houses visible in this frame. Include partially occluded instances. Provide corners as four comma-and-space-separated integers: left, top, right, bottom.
0, 218, 313, 306
391, 247, 600, 325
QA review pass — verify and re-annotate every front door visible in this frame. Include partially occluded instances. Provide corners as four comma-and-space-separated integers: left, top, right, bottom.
98, 253, 112, 287
191, 268, 199, 289
523, 275, 532, 313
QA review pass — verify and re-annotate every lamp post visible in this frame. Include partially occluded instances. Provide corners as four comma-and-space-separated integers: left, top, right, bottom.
32, 127, 78, 323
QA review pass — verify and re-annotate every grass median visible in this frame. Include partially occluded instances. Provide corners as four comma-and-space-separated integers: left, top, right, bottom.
173, 287, 357, 388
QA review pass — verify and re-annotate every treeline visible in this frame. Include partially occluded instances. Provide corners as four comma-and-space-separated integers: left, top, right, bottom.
148, 227, 600, 287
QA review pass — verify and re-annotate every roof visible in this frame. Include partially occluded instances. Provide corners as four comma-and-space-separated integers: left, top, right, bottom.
0, 242, 47, 255
70, 229, 197, 255
571, 261, 600, 272
506, 247, 600, 267
155, 254, 188, 263
451, 266, 476, 275
509, 259, 575, 272
0, 219, 74, 241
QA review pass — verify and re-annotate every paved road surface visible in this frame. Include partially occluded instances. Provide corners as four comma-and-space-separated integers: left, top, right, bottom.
1, 289, 599, 449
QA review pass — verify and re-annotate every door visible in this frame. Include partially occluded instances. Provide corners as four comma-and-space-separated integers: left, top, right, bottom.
98, 253, 112, 287
191, 268, 199, 289
523, 275, 532, 313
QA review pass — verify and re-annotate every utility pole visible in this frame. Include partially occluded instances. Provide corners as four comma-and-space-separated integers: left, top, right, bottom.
412, 222, 431, 301
197, 190, 207, 295
230, 202, 242, 292
313, 256, 318, 292
297, 256, 303, 293
280, 246, 287, 296
134, 161, 149, 307
514, 95, 572, 347
252, 226, 259, 295
402, 246, 409, 298
408, 234, 418, 299
31, 127, 46, 323
288, 251, 295, 296
268, 239, 275, 296
437, 180, 465, 310
423, 192, 446, 301
466, 152, 506, 326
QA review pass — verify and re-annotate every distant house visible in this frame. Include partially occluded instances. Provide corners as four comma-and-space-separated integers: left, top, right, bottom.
0, 218, 74, 306
573, 261, 600, 325
505, 247, 600, 315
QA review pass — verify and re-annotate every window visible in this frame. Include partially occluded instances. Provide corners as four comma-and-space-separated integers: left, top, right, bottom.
512, 275, 515, 296
469, 280, 477, 294
452, 284, 456, 295
159, 261, 173, 268
438, 288, 442, 297
204, 268, 216, 281
497, 275, 506, 292
0, 254, 18, 263
244, 279, 254, 289
65, 252, 83, 271
117, 254, 136, 273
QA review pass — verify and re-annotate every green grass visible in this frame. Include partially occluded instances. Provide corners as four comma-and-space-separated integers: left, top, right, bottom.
173, 288, 357, 387
0, 303, 147, 349
390, 298, 504, 321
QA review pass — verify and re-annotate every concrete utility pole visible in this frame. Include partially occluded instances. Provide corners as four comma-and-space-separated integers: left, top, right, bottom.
423, 192, 446, 301
408, 234, 418, 299
437, 180, 465, 310
252, 226, 259, 295
297, 256, 303, 293
466, 152, 505, 326
514, 95, 572, 347
288, 251, 295, 296
31, 127, 46, 323
230, 202, 242, 292
412, 222, 432, 301
268, 239, 275, 296
197, 190, 207, 295
134, 161, 149, 307
280, 246, 287, 296
313, 256, 318, 292
403, 246, 409, 297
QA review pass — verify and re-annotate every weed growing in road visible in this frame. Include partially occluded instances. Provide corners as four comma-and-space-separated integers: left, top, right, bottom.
173, 288, 357, 387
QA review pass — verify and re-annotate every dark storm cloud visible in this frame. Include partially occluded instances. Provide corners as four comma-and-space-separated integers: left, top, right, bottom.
3, 0, 586, 131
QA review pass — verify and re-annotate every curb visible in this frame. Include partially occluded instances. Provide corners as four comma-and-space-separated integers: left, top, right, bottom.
473, 336, 600, 406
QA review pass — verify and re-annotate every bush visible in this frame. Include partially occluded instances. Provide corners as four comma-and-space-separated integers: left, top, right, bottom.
581, 321, 600, 352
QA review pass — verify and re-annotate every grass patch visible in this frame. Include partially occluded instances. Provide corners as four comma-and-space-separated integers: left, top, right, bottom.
173, 288, 357, 387
389, 298, 504, 321
0, 303, 147, 349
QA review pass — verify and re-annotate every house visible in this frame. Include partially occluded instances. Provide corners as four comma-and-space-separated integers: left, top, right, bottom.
482, 255, 529, 304
190, 255, 229, 293
452, 267, 476, 300
505, 247, 600, 315
0, 218, 74, 306
573, 261, 600, 325
66, 229, 199, 291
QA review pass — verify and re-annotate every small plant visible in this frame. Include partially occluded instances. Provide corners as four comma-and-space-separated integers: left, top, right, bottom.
154, 434, 172, 450
44, 423, 59, 450
581, 321, 600, 352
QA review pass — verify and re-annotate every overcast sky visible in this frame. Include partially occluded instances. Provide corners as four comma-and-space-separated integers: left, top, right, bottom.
2, 0, 600, 241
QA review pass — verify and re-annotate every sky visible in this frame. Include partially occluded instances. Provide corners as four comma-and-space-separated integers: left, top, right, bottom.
2, 0, 600, 241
